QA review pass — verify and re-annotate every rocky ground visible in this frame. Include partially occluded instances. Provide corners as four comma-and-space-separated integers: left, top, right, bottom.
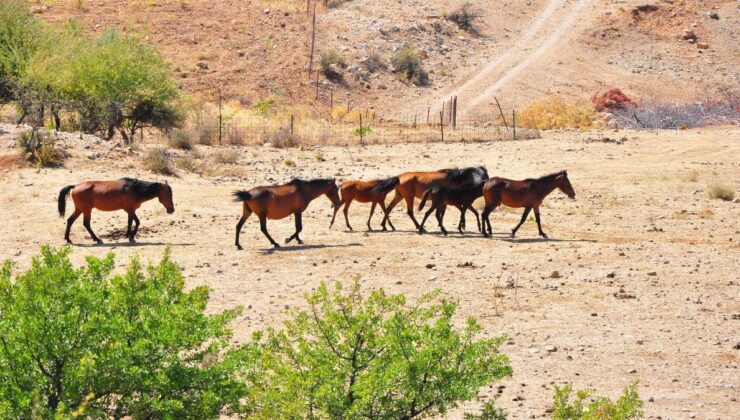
1, 123, 738, 418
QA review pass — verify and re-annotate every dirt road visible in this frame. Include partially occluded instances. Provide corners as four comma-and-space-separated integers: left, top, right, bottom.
0, 127, 738, 418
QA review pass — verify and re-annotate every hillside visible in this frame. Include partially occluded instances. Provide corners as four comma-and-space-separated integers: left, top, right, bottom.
34, 0, 739, 119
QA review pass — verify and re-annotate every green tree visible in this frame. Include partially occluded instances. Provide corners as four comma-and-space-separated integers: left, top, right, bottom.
240, 281, 512, 419
552, 382, 644, 420
0, 0, 44, 104
0, 246, 246, 418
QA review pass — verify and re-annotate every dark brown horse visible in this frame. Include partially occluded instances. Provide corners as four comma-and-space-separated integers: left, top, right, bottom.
330, 177, 399, 231
417, 181, 484, 235
233, 178, 340, 250
481, 170, 575, 238
58, 178, 175, 244
380, 166, 488, 231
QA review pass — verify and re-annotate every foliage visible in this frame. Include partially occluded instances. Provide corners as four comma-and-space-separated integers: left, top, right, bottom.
319, 49, 346, 81
707, 183, 735, 201
167, 128, 194, 150
552, 382, 644, 420
24, 28, 182, 140
464, 402, 508, 420
17, 129, 62, 167
392, 45, 429, 86
237, 280, 512, 419
252, 98, 273, 117
354, 124, 372, 138
212, 148, 240, 164
609, 92, 740, 129
0, 0, 44, 103
143, 147, 174, 175
517, 97, 600, 129
0, 246, 246, 418
446, 3, 482, 34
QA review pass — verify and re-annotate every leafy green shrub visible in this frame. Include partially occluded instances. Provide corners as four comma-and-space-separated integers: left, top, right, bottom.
446, 3, 482, 34
552, 382, 644, 419
392, 45, 429, 86
252, 98, 273, 117
319, 49, 345, 81
464, 402, 508, 419
167, 128, 194, 150
18, 129, 62, 167
143, 147, 174, 175
238, 281, 512, 419
0, 246, 246, 418
707, 183, 735, 201
0, 0, 44, 103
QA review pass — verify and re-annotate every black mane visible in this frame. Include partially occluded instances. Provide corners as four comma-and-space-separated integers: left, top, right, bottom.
288, 178, 334, 186
122, 178, 162, 200
525, 171, 566, 184
439, 166, 488, 184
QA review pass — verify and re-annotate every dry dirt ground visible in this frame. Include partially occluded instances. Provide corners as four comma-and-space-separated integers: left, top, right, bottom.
1, 127, 739, 418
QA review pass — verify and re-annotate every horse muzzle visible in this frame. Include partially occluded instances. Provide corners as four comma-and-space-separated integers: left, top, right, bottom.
167, 208, 175, 214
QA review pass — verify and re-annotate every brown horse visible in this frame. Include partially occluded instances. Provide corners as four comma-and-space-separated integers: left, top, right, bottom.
58, 178, 175, 244
417, 181, 484, 235
329, 177, 399, 231
380, 166, 488, 231
481, 170, 575, 238
233, 178, 340, 250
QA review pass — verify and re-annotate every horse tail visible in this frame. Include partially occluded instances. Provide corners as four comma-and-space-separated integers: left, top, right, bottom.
232, 190, 252, 202
418, 187, 434, 211
371, 176, 399, 194
58, 185, 74, 217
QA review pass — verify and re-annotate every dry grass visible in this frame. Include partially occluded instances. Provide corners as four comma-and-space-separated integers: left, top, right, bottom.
212, 149, 239, 165
18, 130, 64, 168
707, 183, 735, 201
143, 148, 174, 175
517, 97, 600, 130
167, 129, 194, 150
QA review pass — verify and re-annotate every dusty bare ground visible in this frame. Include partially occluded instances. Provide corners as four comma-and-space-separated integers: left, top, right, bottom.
0, 127, 739, 418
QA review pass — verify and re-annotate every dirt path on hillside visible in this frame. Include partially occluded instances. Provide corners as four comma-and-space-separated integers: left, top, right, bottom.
0, 127, 739, 418
418, 0, 593, 118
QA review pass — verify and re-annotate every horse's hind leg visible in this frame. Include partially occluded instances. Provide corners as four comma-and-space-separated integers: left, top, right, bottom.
259, 215, 280, 248
64, 210, 81, 243
468, 205, 481, 233
481, 204, 494, 237
436, 207, 447, 236
342, 201, 353, 231
82, 210, 102, 244
419, 206, 435, 234
381, 190, 402, 230
379, 201, 395, 231
366, 202, 376, 231
235, 205, 252, 250
533, 206, 548, 239
285, 212, 304, 245
511, 207, 531, 238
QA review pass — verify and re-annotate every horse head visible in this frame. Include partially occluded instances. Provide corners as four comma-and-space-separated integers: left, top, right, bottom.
159, 182, 175, 213
557, 171, 576, 199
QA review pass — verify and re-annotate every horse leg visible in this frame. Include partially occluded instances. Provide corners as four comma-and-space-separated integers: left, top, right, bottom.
343, 201, 353, 231
404, 194, 422, 231
481, 204, 493, 237
366, 202, 376, 231
259, 216, 280, 248
329, 199, 342, 228
381, 190, 402, 230
235, 205, 252, 250
64, 210, 81, 243
457, 206, 466, 234
511, 207, 531, 238
436, 207, 447, 236
125, 212, 134, 240
82, 211, 102, 244
419, 206, 435, 234
379, 201, 395, 231
534, 206, 548, 239
286, 212, 304, 245
468, 206, 481, 233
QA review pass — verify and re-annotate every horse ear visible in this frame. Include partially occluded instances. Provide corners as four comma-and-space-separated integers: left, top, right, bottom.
165, 180, 169, 185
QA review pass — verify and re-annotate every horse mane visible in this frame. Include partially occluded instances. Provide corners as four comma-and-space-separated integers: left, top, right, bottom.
440, 166, 488, 184
525, 170, 566, 184
288, 178, 334, 186
122, 178, 162, 200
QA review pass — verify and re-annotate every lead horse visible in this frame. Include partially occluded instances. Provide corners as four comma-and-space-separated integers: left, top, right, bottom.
233, 178, 340, 250
58, 178, 175, 244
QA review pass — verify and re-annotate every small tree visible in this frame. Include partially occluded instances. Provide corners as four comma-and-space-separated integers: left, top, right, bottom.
446, 3, 482, 34
552, 382, 644, 419
0, 246, 246, 418
0, 0, 44, 104
239, 281, 512, 419
392, 45, 429, 86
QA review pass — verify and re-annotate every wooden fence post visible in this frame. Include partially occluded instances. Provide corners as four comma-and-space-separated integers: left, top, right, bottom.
359, 113, 364, 144
439, 111, 444, 142
494, 96, 509, 131
218, 88, 223, 145
308, 3, 316, 77
315, 71, 319, 99
452, 96, 457, 130
330, 91, 333, 109
290, 114, 294, 136
427, 106, 430, 125
512, 109, 516, 140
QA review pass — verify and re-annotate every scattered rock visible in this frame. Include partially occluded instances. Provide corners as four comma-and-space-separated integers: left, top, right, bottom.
196, 60, 209, 70
708, 12, 719, 20
549, 270, 561, 279
545, 345, 557, 353
682, 29, 697, 41
696, 42, 709, 50
647, 271, 657, 276
628, 368, 637, 374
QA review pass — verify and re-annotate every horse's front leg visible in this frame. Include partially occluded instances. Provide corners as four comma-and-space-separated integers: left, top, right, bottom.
64, 210, 81, 244
82, 210, 102, 244
381, 190, 402, 231
285, 212, 304, 245
468, 205, 481, 233
366, 202, 376, 231
259, 216, 280, 248
511, 207, 532, 238
379, 201, 395, 231
533, 206, 548, 239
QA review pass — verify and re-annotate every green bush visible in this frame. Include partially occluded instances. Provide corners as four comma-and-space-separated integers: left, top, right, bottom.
0, 0, 43, 103
707, 183, 735, 201
392, 45, 429, 86
0, 246, 246, 418
552, 382, 644, 419
319, 49, 345, 81
238, 281, 512, 418
18, 129, 62, 167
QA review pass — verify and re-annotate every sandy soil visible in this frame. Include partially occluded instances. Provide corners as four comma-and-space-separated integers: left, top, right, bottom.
0, 127, 739, 418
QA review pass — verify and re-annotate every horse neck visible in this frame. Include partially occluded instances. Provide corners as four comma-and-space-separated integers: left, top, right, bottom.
139, 183, 162, 201
535, 176, 560, 198
301, 183, 331, 200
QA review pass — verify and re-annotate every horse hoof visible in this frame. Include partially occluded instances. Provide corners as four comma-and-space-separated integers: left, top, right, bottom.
236, 245, 243, 250
541, 234, 549, 239
65, 239, 72, 244
95, 240, 103, 245
297, 240, 304, 245
273, 243, 281, 249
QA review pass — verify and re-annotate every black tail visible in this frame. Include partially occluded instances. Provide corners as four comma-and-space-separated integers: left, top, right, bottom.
58, 185, 74, 217
371, 177, 399, 194
418, 188, 432, 211
233, 190, 252, 202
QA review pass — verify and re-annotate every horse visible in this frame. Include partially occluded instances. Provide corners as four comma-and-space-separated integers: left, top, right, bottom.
380, 166, 488, 231
481, 170, 575, 238
417, 181, 484, 235
329, 177, 399, 231
233, 178, 340, 250
58, 178, 175, 244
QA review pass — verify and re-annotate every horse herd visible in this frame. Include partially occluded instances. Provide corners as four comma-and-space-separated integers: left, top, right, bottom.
57, 166, 576, 250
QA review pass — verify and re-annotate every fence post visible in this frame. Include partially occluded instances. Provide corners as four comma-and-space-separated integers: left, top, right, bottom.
452, 96, 457, 130
439, 111, 444, 142
512, 109, 516, 140
359, 113, 363, 144
427, 106, 430, 125
330, 91, 333, 110
290, 114, 294, 136
315, 71, 320, 99
218, 88, 223, 145
495, 96, 509, 131
413, 115, 417, 128
308, 3, 316, 77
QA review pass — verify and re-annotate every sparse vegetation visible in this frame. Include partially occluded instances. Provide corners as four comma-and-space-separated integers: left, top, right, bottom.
392, 44, 429, 86
18, 129, 62, 167
518, 97, 600, 129
446, 3, 482, 34
283, 159, 295, 167
167, 128, 194, 150
143, 147, 174, 175
213, 148, 239, 164
707, 183, 735, 201
251, 98, 273, 117
319, 49, 345, 81
552, 382, 644, 419
610, 92, 739, 129
174, 155, 198, 172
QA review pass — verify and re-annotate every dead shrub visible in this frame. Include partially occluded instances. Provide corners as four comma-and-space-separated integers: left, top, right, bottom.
610, 91, 739, 129
707, 183, 735, 201
167, 129, 194, 150
446, 3, 482, 34
264, 127, 300, 148
143, 148, 174, 175
18, 129, 63, 168
319, 50, 346, 82
174, 155, 198, 172
391, 45, 429, 86
517, 97, 600, 129
212, 149, 239, 165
